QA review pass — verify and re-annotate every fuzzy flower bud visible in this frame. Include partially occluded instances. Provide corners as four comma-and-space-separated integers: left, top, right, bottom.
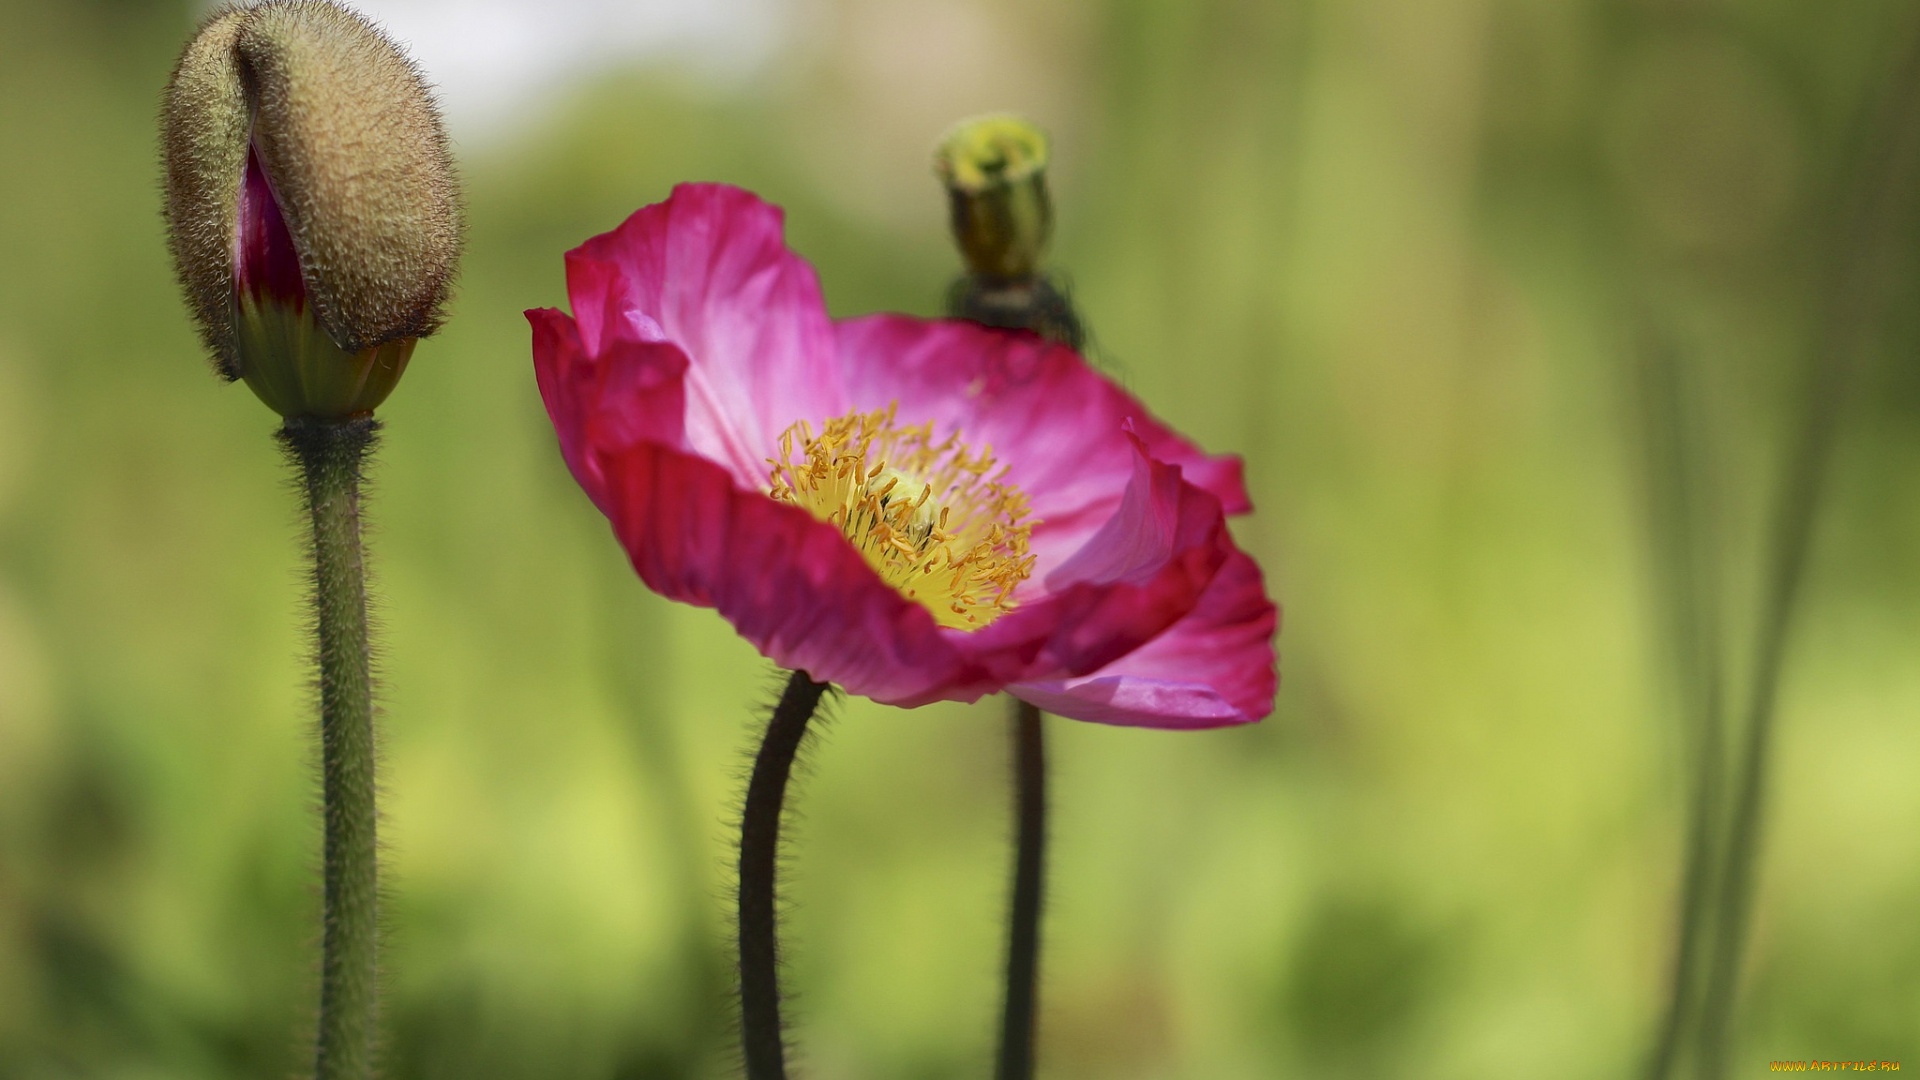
161, 1, 461, 418
934, 114, 1054, 281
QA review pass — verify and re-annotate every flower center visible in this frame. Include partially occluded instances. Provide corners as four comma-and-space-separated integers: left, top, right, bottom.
769, 404, 1036, 630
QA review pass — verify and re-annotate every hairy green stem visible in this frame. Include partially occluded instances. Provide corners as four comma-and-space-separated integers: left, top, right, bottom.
739, 670, 828, 1080
996, 699, 1048, 1080
1696, 21, 1920, 1078
280, 415, 380, 1080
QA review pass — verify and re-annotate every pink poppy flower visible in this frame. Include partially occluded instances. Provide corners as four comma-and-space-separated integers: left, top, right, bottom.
528, 183, 1276, 728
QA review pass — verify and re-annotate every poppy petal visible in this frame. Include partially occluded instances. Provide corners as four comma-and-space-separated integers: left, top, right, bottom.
567, 183, 846, 488
835, 314, 1251, 526
1011, 548, 1276, 729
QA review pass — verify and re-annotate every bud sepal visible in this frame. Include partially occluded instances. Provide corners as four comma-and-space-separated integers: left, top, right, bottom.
230, 139, 413, 417
161, 0, 460, 419
234, 293, 414, 419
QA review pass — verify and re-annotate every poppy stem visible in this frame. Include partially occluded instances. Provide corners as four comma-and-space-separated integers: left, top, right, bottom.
739, 670, 829, 1080
997, 699, 1048, 1080
946, 265, 1077, 1080
280, 415, 380, 1080
1695, 20, 1920, 1078
1633, 325, 1727, 1080
947, 275, 1086, 353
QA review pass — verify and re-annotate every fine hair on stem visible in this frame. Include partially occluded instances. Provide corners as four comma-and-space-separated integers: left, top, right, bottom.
279, 414, 383, 1080
997, 699, 1048, 1080
737, 669, 831, 1080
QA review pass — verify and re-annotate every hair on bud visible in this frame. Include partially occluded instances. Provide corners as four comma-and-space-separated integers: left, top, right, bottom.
162, 8, 252, 378
161, 1, 461, 416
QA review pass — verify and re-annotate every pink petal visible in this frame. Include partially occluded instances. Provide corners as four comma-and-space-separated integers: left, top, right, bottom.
528, 306, 688, 512
577, 431, 1238, 709
529, 185, 1272, 722
585, 436, 1002, 704
834, 315, 1251, 533
236, 142, 305, 306
565, 183, 845, 488
1011, 548, 1277, 729
1045, 432, 1208, 590
931, 438, 1235, 688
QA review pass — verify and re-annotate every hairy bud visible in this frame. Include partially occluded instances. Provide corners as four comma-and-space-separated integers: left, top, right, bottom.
161, 1, 461, 418
934, 115, 1053, 281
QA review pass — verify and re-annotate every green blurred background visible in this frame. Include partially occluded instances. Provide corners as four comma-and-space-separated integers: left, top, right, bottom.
3, 0, 1919, 1076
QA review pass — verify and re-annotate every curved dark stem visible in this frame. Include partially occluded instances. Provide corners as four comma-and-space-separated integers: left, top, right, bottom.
739, 670, 829, 1080
996, 699, 1048, 1080
946, 271, 1072, 1080
1696, 19, 1920, 1078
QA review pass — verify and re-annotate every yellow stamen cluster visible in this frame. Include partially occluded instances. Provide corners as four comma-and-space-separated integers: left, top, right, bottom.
769, 404, 1037, 630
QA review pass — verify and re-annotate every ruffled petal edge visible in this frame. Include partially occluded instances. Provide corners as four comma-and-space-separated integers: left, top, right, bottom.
1010, 547, 1277, 729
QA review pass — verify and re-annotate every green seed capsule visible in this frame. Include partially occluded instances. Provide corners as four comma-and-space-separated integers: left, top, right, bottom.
934, 115, 1054, 282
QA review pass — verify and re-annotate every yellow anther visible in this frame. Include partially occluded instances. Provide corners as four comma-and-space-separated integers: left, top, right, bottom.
768, 403, 1036, 630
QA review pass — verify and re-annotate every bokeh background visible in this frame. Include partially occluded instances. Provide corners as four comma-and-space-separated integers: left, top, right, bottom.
3, 0, 1919, 1076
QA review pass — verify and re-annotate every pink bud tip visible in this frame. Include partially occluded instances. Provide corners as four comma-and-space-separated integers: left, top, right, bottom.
236, 142, 307, 308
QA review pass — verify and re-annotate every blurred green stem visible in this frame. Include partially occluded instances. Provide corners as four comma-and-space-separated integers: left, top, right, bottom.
739, 670, 828, 1080
595, 554, 729, 1062
1637, 328, 1726, 1080
280, 415, 380, 1080
1696, 20, 1920, 1079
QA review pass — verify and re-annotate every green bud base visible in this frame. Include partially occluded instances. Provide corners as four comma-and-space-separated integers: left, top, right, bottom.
239, 296, 413, 420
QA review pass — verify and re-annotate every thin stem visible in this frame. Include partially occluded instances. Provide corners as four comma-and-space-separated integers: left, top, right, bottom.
997, 699, 1048, 1080
1637, 328, 1726, 1080
947, 271, 1072, 1080
1695, 404, 1828, 1080
594, 551, 730, 1061
739, 670, 829, 1080
947, 274, 1086, 352
280, 416, 380, 1080
1695, 21, 1920, 1078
